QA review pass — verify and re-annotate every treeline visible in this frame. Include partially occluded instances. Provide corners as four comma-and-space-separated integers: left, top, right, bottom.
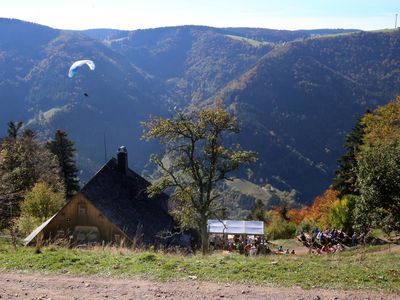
249, 96, 400, 239
0, 122, 78, 234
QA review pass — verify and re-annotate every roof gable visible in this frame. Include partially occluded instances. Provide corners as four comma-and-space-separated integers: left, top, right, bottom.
80, 158, 173, 242
24, 193, 130, 245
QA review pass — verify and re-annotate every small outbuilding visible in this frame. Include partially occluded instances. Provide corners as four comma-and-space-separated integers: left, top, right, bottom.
25, 146, 174, 246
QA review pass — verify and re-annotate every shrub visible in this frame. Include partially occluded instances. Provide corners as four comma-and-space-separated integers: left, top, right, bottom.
138, 252, 157, 262
18, 214, 41, 237
296, 219, 314, 235
266, 216, 296, 240
17, 182, 64, 236
20, 182, 64, 221
328, 195, 356, 233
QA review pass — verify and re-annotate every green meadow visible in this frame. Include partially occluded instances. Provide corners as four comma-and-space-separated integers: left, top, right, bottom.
0, 237, 399, 292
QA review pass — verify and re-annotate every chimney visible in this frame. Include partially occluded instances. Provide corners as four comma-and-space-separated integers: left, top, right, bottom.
117, 146, 128, 174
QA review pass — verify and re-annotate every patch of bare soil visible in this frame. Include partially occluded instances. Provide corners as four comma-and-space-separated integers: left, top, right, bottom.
0, 273, 399, 300
372, 244, 400, 255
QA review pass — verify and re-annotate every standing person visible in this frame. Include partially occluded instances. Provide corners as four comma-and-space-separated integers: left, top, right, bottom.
244, 243, 252, 256
14, 225, 20, 237
351, 233, 358, 247
313, 227, 319, 235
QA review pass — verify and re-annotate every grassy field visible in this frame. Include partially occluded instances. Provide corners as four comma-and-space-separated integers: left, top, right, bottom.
224, 35, 273, 47
0, 237, 399, 292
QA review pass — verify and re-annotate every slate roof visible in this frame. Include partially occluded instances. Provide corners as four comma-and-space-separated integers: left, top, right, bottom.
80, 157, 174, 244
24, 214, 57, 245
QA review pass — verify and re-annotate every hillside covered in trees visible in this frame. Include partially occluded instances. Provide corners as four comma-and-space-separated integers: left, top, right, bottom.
0, 18, 399, 207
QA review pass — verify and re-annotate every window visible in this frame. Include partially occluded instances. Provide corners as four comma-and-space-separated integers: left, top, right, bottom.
73, 226, 100, 243
78, 203, 86, 216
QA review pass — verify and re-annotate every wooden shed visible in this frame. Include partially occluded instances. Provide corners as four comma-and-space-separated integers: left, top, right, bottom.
24, 146, 174, 246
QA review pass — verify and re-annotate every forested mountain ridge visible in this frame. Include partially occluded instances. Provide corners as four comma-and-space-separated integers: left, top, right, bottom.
212, 30, 400, 201
92, 26, 358, 104
0, 18, 399, 207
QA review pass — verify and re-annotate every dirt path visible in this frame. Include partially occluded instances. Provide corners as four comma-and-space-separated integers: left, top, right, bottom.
371, 244, 400, 255
0, 273, 399, 300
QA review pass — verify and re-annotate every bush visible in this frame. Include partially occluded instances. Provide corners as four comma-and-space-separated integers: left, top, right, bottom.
20, 182, 64, 221
17, 214, 41, 237
266, 216, 296, 240
17, 182, 64, 236
296, 219, 314, 235
328, 195, 356, 233
356, 141, 400, 234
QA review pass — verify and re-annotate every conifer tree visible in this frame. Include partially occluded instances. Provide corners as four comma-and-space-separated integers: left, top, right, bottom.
332, 115, 366, 196
7, 121, 23, 139
47, 130, 79, 197
1, 126, 64, 194
247, 199, 266, 221
0, 125, 64, 229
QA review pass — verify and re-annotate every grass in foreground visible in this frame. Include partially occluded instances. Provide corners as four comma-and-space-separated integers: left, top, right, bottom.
0, 237, 399, 292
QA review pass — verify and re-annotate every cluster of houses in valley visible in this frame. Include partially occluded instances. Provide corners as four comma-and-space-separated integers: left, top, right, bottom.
25, 146, 183, 248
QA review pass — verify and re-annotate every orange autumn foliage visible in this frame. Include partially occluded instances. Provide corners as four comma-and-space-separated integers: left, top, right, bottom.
270, 188, 339, 229
287, 207, 308, 225
305, 188, 339, 228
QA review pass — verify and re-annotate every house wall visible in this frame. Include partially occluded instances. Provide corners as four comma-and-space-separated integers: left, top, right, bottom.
40, 193, 128, 245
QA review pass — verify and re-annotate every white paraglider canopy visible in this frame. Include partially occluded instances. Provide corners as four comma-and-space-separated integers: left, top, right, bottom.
68, 60, 95, 78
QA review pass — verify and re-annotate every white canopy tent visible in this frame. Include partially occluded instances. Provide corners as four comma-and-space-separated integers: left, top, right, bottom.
207, 219, 264, 235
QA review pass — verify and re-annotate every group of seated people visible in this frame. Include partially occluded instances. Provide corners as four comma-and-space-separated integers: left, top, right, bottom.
276, 245, 296, 255
298, 227, 357, 254
209, 235, 298, 256
210, 234, 272, 256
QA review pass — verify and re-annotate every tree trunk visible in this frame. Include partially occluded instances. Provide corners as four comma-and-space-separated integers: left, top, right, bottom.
200, 216, 209, 255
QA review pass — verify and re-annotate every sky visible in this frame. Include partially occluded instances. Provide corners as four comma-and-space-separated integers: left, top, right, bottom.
1, 0, 399, 31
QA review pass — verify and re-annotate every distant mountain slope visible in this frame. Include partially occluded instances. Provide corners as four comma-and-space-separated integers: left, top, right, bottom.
221, 178, 297, 219
214, 27, 359, 43
102, 26, 358, 105
0, 19, 169, 178
80, 28, 127, 41
103, 26, 273, 105
0, 18, 398, 205
0, 19, 59, 121
213, 30, 400, 201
